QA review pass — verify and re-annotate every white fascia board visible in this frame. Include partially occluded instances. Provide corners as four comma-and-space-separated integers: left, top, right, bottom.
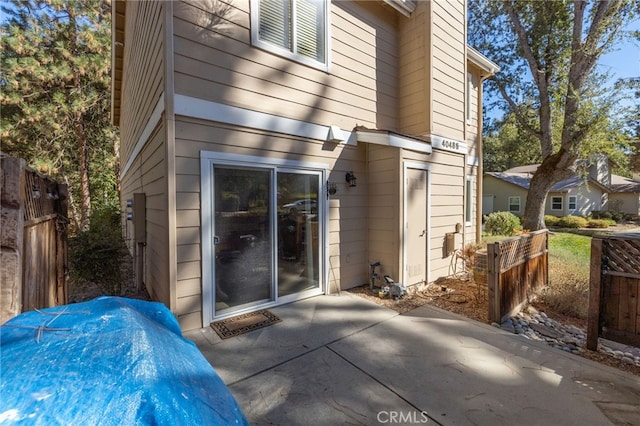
174, 94, 355, 144
356, 131, 432, 154
467, 45, 500, 76
121, 93, 165, 178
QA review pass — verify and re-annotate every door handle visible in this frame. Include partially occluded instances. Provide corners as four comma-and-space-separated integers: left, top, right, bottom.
214, 236, 220, 245
419, 230, 426, 237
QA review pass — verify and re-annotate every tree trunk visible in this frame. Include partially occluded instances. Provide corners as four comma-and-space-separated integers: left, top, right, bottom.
68, 7, 91, 230
76, 111, 91, 230
523, 150, 576, 231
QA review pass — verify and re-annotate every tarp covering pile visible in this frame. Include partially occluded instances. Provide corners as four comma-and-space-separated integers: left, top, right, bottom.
0, 297, 248, 425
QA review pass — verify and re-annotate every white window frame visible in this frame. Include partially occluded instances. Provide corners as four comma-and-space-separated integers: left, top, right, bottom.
200, 151, 329, 324
250, 0, 330, 72
465, 176, 473, 225
508, 196, 521, 213
551, 196, 563, 211
568, 195, 577, 211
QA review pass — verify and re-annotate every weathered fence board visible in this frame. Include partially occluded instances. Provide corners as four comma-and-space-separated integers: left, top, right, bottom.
487, 230, 548, 323
587, 234, 640, 350
0, 154, 67, 324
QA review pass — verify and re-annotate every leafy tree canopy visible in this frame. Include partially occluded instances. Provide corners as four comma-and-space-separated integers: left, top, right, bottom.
1, 0, 117, 231
469, 0, 639, 230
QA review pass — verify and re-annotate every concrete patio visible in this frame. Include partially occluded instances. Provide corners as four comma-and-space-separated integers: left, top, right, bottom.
185, 293, 640, 425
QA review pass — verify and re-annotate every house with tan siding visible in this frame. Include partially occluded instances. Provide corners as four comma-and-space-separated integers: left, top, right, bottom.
111, 0, 498, 331
483, 156, 639, 218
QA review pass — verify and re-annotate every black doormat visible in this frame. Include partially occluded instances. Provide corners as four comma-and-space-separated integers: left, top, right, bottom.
210, 309, 281, 339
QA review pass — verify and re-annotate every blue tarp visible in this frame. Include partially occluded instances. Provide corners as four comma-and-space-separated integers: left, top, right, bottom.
0, 297, 248, 425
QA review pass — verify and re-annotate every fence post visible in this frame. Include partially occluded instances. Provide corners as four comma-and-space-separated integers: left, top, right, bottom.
487, 242, 501, 323
587, 237, 603, 351
1, 157, 26, 323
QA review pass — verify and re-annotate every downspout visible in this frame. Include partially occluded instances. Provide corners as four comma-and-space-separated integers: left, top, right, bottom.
475, 75, 490, 244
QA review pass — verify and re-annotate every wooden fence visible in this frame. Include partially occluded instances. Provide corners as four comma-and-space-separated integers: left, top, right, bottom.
487, 230, 548, 323
587, 233, 640, 350
1, 155, 68, 324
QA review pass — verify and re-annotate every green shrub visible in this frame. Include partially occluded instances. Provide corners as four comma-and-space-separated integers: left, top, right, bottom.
586, 219, 612, 229
590, 210, 611, 220
544, 215, 560, 226
557, 215, 588, 228
484, 211, 522, 236
69, 204, 127, 296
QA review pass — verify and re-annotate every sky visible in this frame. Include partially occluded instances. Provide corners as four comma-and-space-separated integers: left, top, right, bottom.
597, 20, 640, 84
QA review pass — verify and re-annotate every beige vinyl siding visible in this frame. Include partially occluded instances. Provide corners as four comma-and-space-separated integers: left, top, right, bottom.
431, 0, 465, 142
119, 1, 165, 166
367, 145, 401, 281
117, 0, 169, 309
120, 123, 171, 307
174, 116, 368, 328
172, 0, 398, 132
404, 149, 465, 281
398, 1, 429, 135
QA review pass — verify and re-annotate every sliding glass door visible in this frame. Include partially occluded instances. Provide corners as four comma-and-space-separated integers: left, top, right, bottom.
214, 167, 273, 313
210, 161, 323, 318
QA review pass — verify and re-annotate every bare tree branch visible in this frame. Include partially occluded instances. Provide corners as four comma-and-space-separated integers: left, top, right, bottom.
505, 1, 554, 158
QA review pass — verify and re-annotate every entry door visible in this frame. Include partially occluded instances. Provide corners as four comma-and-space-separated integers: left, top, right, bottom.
213, 167, 273, 314
405, 168, 428, 286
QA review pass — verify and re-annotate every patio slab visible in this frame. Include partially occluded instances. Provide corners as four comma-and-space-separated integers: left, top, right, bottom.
186, 293, 640, 425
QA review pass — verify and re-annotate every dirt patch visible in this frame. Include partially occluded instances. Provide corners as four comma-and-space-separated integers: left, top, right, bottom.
347, 277, 640, 377
68, 253, 150, 304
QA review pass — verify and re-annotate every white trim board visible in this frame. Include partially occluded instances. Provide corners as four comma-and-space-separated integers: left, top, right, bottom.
174, 94, 471, 157
121, 93, 165, 178
174, 94, 354, 144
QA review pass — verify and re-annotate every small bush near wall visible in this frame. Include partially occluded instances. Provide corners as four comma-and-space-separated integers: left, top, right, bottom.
591, 210, 628, 223
69, 204, 127, 296
557, 215, 588, 228
484, 211, 522, 236
544, 215, 560, 226
586, 219, 613, 229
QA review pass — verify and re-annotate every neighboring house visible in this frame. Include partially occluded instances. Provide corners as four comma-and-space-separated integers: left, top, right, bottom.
609, 174, 640, 216
111, 0, 498, 331
483, 155, 639, 218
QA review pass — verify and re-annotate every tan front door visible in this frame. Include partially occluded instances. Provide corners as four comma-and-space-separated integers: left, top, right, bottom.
405, 167, 428, 286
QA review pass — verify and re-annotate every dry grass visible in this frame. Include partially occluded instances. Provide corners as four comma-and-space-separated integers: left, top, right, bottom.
537, 232, 591, 319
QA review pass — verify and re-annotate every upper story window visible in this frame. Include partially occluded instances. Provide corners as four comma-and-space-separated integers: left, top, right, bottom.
251, 0, 329, 71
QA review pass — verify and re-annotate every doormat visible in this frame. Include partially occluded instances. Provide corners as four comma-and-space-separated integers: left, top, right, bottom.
210, 310, 281, 339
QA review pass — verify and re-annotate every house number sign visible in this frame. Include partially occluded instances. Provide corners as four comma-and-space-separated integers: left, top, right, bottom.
430, 135, 467, 154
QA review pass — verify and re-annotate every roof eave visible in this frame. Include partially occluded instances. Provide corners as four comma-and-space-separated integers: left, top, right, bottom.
383, 0, 417, 17
111, 0, 126, 127
467, 45, 500, 76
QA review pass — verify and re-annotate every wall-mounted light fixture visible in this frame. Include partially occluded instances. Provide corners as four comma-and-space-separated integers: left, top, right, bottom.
345, 171, 357, 187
